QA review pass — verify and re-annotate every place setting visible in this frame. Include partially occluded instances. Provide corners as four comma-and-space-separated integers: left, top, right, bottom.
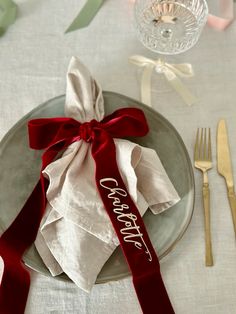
194, 120, 236, 267
0, 56, 193, 313
0, 1, 235, 313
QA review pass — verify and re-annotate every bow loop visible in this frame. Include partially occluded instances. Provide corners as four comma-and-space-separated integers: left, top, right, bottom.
101, 108, 149, 138
28, 118, 81, 150
165, 62, 194, 78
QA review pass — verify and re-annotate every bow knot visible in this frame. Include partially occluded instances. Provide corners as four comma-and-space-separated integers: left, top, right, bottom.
154, 59, 166, 74
79, 119, 98, 142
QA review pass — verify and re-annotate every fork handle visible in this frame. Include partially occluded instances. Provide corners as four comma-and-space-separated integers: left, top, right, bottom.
203, 183, 214, 266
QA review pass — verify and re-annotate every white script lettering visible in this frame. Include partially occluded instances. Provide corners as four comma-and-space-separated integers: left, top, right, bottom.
99, 178, 152, 262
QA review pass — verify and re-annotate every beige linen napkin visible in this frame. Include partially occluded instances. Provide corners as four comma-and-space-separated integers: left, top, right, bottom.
35, 57, 180, 292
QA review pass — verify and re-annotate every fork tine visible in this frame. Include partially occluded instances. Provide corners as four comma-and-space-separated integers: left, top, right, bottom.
195, 128, 212, 161
208, 128, 212, 161
203, 128, 207, 160
200, 128, 204, 159
194, 128, 199, 160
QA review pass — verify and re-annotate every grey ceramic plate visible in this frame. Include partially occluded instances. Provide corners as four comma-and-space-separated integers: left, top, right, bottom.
0, 92, 194, 284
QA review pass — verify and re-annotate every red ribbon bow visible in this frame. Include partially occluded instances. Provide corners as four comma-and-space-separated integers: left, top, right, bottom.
0, 107, 174, 314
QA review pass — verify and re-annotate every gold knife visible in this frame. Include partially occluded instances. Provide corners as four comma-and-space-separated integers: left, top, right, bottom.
217, 119, 236, 236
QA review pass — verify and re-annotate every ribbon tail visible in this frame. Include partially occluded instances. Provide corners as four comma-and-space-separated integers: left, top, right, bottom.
207, 14, 233, 30
207, 0, 234, 31
65, 0, 105, 32
166, 74, 197, 106
0, 258, 30, 314
0, 0, 17, 37
92, 129, 174, 314
133, 272, 175, 314
0, 139, 66, 314
141, 65, 155, 107
0, 180, 44, 314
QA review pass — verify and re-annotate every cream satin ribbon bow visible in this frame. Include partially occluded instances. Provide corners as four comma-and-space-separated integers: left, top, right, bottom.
129, 55, 196, 107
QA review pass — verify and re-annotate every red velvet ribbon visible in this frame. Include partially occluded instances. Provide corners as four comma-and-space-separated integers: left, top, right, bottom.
0, 108, 174, 314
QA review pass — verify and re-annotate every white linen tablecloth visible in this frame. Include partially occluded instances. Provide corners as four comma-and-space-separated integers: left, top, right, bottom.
1, 0, 236, 313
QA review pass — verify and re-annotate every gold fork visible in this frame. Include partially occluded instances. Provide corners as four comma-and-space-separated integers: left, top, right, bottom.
194, 128, 214, 267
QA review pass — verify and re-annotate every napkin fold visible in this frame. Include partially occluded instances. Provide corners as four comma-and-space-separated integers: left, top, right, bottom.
35, 57, 180, 292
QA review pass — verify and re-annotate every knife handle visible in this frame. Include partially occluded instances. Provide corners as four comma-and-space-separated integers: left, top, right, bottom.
203, 183, 214, 266
227, 186, 236, 237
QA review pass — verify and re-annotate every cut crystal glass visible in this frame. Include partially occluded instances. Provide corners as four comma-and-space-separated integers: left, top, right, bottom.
134, 0, 209, 55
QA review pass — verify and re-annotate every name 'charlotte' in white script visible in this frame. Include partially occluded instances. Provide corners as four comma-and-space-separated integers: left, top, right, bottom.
99, 178, 152, 262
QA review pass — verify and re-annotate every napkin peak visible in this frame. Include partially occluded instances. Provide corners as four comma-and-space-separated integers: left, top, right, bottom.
65, 56, 104, 122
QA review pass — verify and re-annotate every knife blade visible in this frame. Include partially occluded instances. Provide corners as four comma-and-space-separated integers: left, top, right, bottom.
217, 119, 236, 236
65, 0, 105, 33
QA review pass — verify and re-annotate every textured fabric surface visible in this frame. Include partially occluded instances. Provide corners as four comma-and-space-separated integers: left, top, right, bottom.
0, 0, 236, 313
